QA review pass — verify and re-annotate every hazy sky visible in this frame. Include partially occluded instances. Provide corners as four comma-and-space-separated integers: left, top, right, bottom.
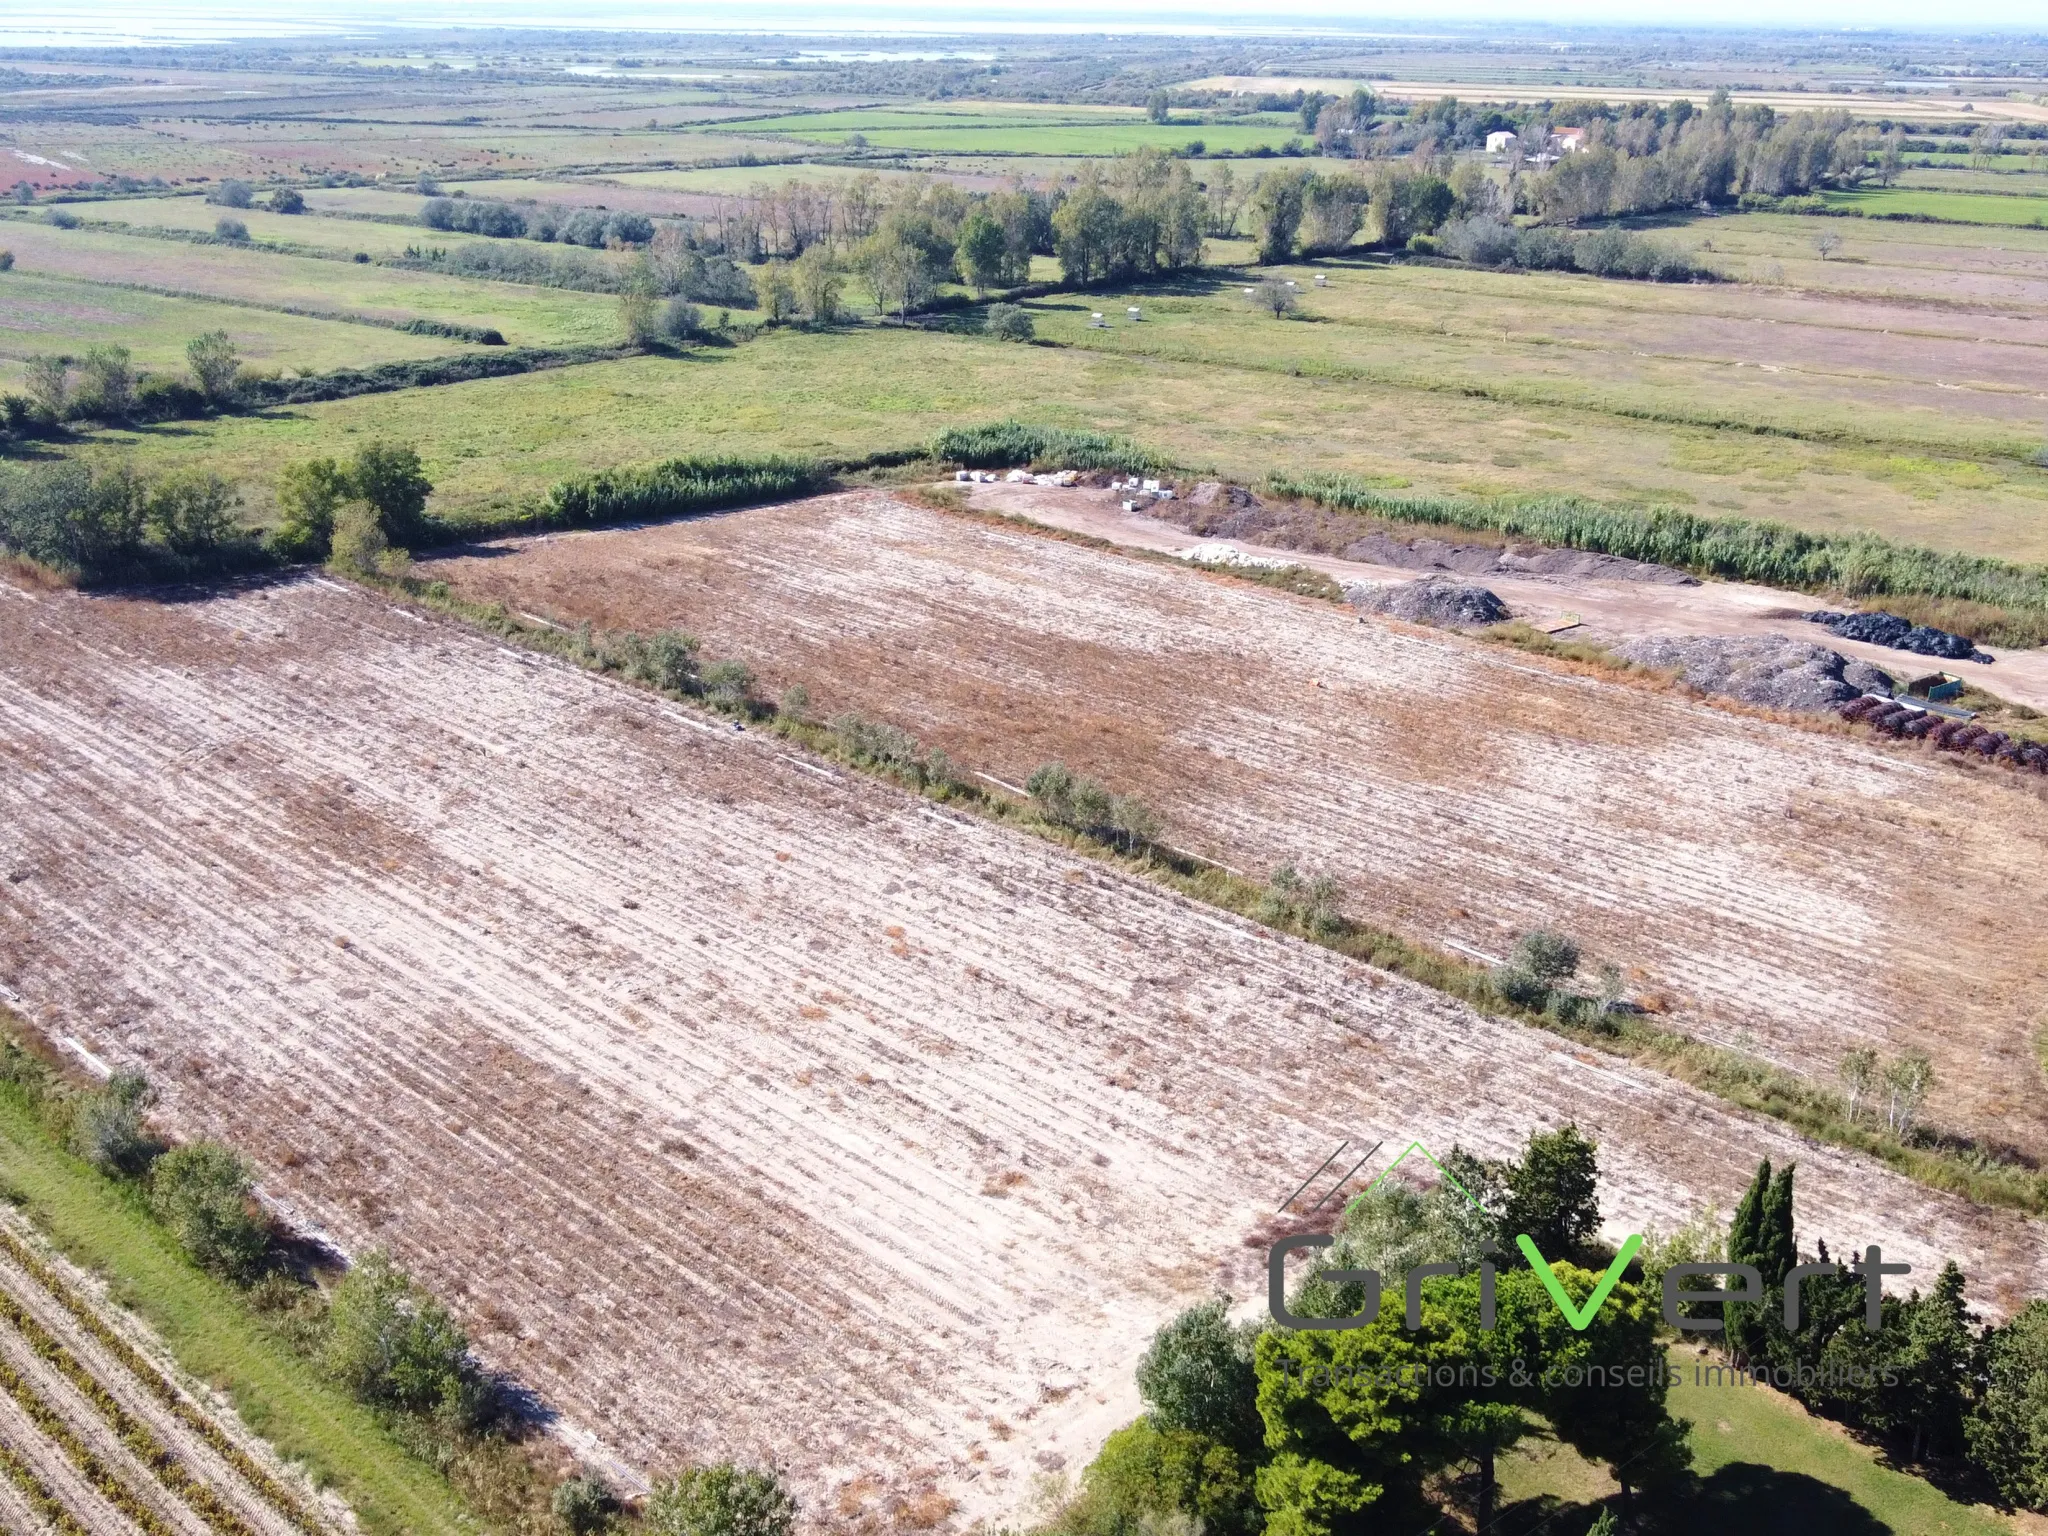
3, 0, 2045, 46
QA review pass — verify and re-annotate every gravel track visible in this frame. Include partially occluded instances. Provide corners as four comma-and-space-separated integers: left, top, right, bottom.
2, 575, 2044, 1527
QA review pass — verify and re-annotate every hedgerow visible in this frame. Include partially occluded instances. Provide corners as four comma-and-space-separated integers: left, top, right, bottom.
1270, 471, 2048, 620
931, 419, 1167, 474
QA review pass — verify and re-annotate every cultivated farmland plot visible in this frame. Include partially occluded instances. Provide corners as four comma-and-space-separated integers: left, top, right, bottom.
0, 1212, 344, 1536
422, 493, 2048, 1162
1, 574, 2044, 1525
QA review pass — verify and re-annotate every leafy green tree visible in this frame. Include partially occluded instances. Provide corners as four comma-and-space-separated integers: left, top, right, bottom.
1254, 1285, 1481, 1534
759, 259, 798, 323
269, 187, 305, 214
348, 440, 433, 545
1377, 173, 1455, 244
792, 245, 842, 323
1147, 90, 1172, 124
272, 457, 351, 561
1968, 1300, 2048, 1509
644, 1465, 796, 1536
75, 345, 135, 420
149, 1141, 268, 1282
1052, 180, 1123, 283
208, 178, 253, 208
956, 208, 1011, 296
0, 460, 148, 579
1247, 170, 1308, 264
186, 329, 241, 405
322, 1250, 475, 1417
1502, 1124, 1601, 1260
1136, 1300, 1263, 1452
21, 355, 67, 421
144, 471, 241, 555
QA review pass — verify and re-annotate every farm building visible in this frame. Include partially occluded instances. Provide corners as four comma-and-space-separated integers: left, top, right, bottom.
1486, 130, 1519, 152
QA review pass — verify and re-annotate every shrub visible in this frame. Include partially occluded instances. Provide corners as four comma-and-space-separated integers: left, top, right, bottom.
44, 208, 79, 229
1437, 215, 1518, 267
542, 454, 825, 530
148, 1141, 269, 1283
613, 629, 701, 693
1255, 861, 1343, 937
72, 344, 135, 420
985, 303, 1034, 341
644, 1465, 796, 1536
321, 1250, 477, 1418
659, 298, 702, 342
700, 658, 757, 712
0, 460, 148, 581
144, 471, 242, 554
71, 1072, 160, 1177
0, 250, 13, 270
1511, 929, 1580, 984
553, 1475, 618, 1534
327, 500, 389, 576
214, 216, 250, 242
208, 178, 254, 208
22, 354, 68, 420
269, 187, 305, 214
932, 420, 1164, 474
186, 329, 241, 404
133, 374, 207, 420
1081, 1420, 1258, 1536
832, 713, 925, 774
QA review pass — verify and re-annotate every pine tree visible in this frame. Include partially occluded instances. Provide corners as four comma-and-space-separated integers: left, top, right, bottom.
1894, 1262, 1981, 1464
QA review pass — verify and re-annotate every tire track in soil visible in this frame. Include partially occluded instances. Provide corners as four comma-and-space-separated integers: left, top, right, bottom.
2, 575, 2045, 1529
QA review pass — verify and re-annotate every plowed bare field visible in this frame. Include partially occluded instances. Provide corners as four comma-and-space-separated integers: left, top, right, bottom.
0, 1214, 344, 1536
2, 575, 2044, 1526
421, 492, 2048, 1163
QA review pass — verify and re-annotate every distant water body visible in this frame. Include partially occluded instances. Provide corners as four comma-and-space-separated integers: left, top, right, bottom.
0, 2, 1467, 48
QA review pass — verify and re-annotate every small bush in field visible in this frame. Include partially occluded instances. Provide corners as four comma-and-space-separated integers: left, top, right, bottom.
644, 1464, 796, 1536
149, 1141, 269, 1283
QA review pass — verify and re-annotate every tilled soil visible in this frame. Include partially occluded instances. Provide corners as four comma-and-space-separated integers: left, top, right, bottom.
5, 576, 2047, 1522
420, 492, 2048, 1167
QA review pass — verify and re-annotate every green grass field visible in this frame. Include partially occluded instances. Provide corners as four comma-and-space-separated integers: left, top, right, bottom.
0, 1085, 473, 1536
79, 317, 2048, 565
1819, 185, 2048, 226
0, 217, 627, 348
711, 107, 1304, 155
0, 269, 473, 387
63, 194, 553, 262
1494, 1348, 2015, 1534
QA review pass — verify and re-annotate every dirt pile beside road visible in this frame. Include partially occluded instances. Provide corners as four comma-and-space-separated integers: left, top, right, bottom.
1350, 576, 1511, 629
1616, 635, 1896, 709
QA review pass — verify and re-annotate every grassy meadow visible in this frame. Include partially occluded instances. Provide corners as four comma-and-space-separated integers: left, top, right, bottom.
80, 317, 2048, 565
1491, 1348, 2017, 1535
0, 269, 474, 388
0, 216, 626, 346
1819, 185, 2048, 225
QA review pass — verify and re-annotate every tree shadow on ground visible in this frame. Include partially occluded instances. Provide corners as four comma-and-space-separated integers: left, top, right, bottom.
1664, 1462, 1893, 1535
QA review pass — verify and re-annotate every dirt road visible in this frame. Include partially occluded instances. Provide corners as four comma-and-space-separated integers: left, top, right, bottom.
967, 481, 2048, 712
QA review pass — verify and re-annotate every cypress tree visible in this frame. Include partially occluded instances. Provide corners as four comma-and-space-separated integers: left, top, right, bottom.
1758, 1163, 1798, 1291
1727, 1159, 1770, 1268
